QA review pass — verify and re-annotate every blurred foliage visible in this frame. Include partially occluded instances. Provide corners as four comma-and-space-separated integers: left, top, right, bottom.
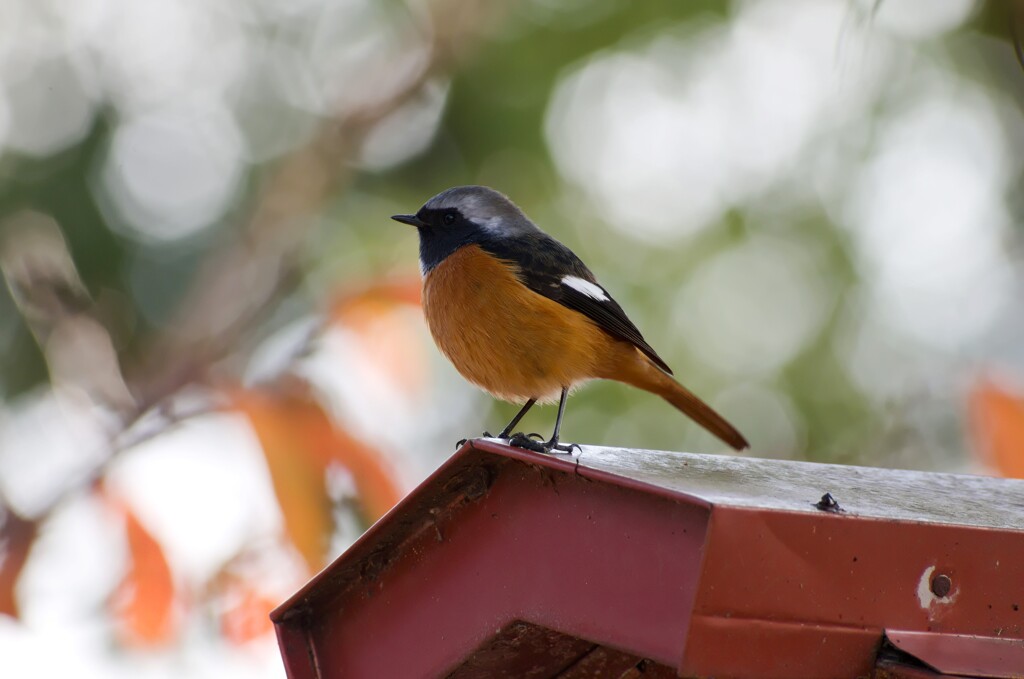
969, 379, 1024, 479
1, 0, 1024, 673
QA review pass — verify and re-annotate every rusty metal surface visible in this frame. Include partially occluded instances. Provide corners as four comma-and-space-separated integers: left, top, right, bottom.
693, 507, 1024, 640
443, 620, 676, 679
274, 442, 708, 677
872, 657, 951, 679
446, 621, 595, 678
683, 614, 880, 678
886, 630, 1024, 678
273, 440, 1024, 679
558, 645, 677, 678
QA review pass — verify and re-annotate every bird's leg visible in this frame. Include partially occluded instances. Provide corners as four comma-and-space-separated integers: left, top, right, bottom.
544, 387, 577, 452
496, 398, 537, 438
457, 398, 538, 449
509, 387, 578, 454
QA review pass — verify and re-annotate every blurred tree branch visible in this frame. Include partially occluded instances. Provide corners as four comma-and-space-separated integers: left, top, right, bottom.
1012, 1, 1024, 71
130, 0, 501, 410
1, 0, 502, 524
1, 212, 133, 412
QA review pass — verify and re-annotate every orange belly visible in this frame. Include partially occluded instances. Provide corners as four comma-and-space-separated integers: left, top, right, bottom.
422, 245, 622, 403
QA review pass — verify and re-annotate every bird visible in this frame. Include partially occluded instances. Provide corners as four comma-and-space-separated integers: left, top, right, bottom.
392, 186, 748, 453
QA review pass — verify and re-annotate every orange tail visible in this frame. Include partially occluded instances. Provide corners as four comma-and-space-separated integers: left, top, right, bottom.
608, 351, 749, 451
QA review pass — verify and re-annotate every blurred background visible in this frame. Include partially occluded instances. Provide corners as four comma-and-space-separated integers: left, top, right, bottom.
1, 0, 1024, 675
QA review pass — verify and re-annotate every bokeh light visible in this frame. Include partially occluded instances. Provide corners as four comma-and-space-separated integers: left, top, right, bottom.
843, 87, 1018, 349
99, 106, 247, 242
2, 0, 1023, 676
545, 0, 888, 241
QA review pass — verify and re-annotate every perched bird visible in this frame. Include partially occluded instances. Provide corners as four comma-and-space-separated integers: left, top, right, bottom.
392, 186, 748, 453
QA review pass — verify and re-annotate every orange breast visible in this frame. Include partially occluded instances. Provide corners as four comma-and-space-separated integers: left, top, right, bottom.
422, 245, 620, 403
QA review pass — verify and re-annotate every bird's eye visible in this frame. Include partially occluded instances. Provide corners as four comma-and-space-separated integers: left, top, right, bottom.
443, 212, 456, 225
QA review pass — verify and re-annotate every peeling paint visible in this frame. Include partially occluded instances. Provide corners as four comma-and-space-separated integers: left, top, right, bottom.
917, 565, 957, 615
917, 566, 937, 608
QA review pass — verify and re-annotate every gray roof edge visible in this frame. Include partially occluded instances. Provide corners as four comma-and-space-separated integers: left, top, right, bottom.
562, 442, 1024, 531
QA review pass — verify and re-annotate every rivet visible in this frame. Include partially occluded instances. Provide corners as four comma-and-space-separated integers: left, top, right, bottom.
814, 492, 842, 512
931, 573, 952, 598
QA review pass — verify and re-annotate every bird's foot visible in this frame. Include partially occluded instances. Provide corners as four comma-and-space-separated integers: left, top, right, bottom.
508, 432, 579, 455
551, 441, 581, 454
455, 432, 497, 449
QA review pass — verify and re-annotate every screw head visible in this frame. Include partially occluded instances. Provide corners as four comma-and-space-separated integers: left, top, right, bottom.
931, 573, 952, 598
814, 492, 842, 512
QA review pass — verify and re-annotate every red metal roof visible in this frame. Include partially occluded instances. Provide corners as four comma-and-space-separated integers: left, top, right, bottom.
272, 439, 1024, 678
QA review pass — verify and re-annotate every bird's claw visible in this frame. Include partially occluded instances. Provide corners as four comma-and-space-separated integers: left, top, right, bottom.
508, 433, 546, 452
508, 433, 578, 455
455, 431, 501, 449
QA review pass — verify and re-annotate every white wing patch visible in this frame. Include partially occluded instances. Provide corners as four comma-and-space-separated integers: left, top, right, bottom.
562, 276, 608, 301
478, 216, 508, 233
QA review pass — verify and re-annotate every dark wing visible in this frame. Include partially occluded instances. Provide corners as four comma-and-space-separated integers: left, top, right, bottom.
479, 232, 673, 375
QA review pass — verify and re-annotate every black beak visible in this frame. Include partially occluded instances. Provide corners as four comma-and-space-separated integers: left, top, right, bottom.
391, 214, 427, 228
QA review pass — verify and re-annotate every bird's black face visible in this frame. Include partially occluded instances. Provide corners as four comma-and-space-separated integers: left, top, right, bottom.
392, 207, 487, 274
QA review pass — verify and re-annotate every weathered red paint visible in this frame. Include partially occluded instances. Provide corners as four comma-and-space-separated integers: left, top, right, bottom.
273, 439, 1024, 678
886, 631, 1024, 678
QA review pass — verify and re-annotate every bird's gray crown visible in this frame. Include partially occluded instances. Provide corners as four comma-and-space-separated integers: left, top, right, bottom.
423, 185, 536, 235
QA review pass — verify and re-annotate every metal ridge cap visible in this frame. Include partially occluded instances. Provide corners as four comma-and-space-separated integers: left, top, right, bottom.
569, 443, 1024, 531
